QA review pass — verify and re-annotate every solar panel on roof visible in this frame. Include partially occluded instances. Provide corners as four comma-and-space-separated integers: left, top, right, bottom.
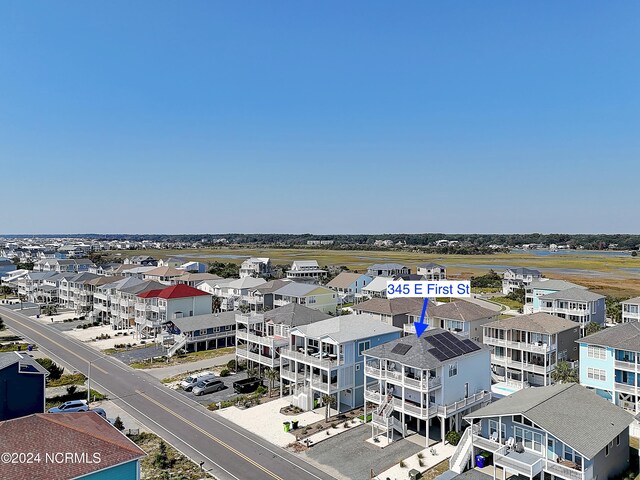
390, 343, 412, 356
462, 339, 481, 353
429, 348, 450, 361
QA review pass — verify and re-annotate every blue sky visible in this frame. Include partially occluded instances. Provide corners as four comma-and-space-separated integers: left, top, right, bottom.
1, 1, 638, 234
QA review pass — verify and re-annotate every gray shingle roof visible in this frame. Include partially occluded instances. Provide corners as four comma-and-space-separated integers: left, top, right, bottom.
579, 322, 640, 351
355, 297, 427, 316
326, 272, 370, 289
363, 328, 486, 370
484, 312, 580, 334
430, 300, 497, 322
170, 311, 237, 332
622, 296, 640, 305
368, 263, 409, 270
254, 279, 292, 294
273, 282, 331, 297
504, 267, 541, 276
291, 313, 400, 343
465, 383, 633, 459
539, 287, 604, 302
527, 279, 584, 291
417, 263, 445, 269
0, 352, 49, 375
264, 303, 331, 327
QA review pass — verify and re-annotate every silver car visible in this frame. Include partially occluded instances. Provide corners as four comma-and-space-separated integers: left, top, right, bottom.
48, 400, 89, 413
192, 378, 225, 396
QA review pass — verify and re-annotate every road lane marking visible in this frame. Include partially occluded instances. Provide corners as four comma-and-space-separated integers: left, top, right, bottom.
0, 310, 110, 374
136, 390, 283, 480
149, 384, 328, 480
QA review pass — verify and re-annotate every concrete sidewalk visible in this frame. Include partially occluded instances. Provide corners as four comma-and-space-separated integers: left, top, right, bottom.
140, 353, 235, 379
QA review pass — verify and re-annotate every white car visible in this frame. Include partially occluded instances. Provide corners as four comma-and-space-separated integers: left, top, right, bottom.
48, 400, 89, 413
180, 371, 215, 391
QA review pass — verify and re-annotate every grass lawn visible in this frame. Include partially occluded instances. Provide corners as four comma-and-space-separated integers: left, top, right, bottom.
488, 297, 523, 310
420, 459, 449, 480
130, 346, 235, 369
47, 373, 87, 387
129, 431, 212, 479
0, 342, 35, 352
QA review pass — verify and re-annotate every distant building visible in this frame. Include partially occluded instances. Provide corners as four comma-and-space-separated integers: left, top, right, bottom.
524, 279, 586, 314
366, 263, 410, 278
501, 267, 542, 294
621, 297, 640, 323
326, 272, 372, 303
179, 261, 207, 273
416, 263, 446, 281
537, 288, 606, 335
0, 257, 16, 278
239, 257, 272, 278
286, 260, 327, 284
273, 282, 337, 314
164, 311, 237, 357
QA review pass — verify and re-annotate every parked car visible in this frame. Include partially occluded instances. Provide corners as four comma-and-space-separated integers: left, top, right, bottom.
233, 377, 263, 394
180, 371, 215, 391
48, 400, 89, 413
192, 379, 225, 396
90, 408, 107, 419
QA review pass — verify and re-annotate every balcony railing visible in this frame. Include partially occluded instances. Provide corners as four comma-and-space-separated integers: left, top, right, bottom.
364, 365, 441, 390
492, 355, 552, 375
614, 359, 637, 370
494, 445, 544, 479
280, 348, 339, 368
484, 337, 554, 353
615, 382, 638, 395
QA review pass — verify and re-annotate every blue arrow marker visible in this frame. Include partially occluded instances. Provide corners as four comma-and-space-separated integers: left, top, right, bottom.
414, 298, 429, 338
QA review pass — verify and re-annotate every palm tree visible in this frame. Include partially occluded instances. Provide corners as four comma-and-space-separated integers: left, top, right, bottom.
585, 321, 602, 336
321, 394, 336, 422
212, 295, 222, 313
263, 368, 279, 397
551, 360, 579, 384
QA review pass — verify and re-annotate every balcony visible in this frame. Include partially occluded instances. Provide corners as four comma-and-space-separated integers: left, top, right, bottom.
494, 445, 544, 478
364, 389, 382, 404
492, 355, 552, 375
280, 348, 339, 369
236, 330, 287, 348
310, 374, 338, 393
614, 359, 637, 370
484, 336, 554, 354
615, 382, 637, 395
236, 349, 279, 367
436, 390, 491, 417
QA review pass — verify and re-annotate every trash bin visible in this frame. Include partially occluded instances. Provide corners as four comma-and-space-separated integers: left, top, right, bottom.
283, 422, 290, 432
476, 454, 486, 469
409, 469, 422, 480
291, 420, 299, 429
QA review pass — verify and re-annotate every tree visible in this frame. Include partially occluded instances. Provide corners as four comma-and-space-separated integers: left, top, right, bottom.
506, 288, 525, 305
211, 295, 222, 313
0, 285, 13, 297
153, 440, 172, 469
551, 360, 579, 384
263, 368, 279, 397
238, 304, 251, 314
321, 394, 336, 422
36, 358, 64, 380
632, 251, 638, 257
606, 297, 622, 323
66, 385, 77, 396
0, 317, 4, 331
113, 416, 125, 431
585, 322, 602, 336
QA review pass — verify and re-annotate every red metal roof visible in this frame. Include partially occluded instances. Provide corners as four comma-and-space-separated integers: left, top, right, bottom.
0, 413, 145, 480
137, 283, 210, 299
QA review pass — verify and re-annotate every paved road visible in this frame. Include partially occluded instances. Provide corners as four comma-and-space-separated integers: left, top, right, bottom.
0, 307, 335, 480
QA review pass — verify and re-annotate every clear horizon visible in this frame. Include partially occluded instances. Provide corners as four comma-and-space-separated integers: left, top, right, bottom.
2, 1, 639, 234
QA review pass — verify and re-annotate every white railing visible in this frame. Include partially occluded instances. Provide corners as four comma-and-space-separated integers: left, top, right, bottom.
280, 348, 338, 368
494, 445, 544, 478
364, 365, 441, 390
437, 390, 490, 417
449, 427, 473, 473
364, 389, 382, 404
614, 359, 636, 370
546, 460, 584, 480
484, 337, 553, 354
615, 382, 637, 395
167, 335, 188, 357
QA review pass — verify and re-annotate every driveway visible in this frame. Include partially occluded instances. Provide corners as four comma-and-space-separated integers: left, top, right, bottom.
108, 345, 165, 364
175, 371, 249, 406
304, 424, 423, 480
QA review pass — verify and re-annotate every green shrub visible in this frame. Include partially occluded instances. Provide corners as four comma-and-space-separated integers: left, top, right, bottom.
227, 359, 237, 370
36, 358, 64, 380
446, 430, 462, 446
220, 369, 230, 377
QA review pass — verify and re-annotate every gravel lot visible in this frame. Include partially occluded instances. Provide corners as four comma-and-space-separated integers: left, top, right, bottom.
109, 345, 166, 364
303, 424, 423, 480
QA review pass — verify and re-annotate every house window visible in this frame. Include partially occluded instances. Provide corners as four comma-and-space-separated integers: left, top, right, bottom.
355, 364, 361, 371
587, 345, 606, 360
587, 368, 606, 382
605, 445, 609, 456
307, 296, 317, 305
448, 362, 458, 377
358, 341, 370, 356
617, 434, 620, 446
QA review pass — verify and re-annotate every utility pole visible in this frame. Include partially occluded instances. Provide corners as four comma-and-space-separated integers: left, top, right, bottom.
87, 360, 92, 405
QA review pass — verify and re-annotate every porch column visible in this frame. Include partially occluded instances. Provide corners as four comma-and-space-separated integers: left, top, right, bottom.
441, 416, 445, 442
470, 418, 476, 468
426, 419, 430, 448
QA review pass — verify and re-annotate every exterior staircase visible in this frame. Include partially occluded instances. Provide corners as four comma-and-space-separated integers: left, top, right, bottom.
167, 334, 188, 357
449, 426, 474, 473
